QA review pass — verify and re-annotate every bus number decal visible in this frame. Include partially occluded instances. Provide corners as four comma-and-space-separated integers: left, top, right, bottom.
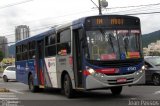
111, 18, 124, 25
96, 18, 103, 25
127, 67, 137, 71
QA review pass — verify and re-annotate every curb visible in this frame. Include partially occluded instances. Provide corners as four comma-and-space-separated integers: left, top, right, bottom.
0, 88, 10, 92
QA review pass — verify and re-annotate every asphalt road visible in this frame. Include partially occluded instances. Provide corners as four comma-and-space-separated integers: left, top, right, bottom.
0, 73, 2, 78
0, 78, 160, 106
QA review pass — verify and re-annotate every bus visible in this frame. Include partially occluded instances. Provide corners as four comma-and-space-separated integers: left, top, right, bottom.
15, 15, 145, 98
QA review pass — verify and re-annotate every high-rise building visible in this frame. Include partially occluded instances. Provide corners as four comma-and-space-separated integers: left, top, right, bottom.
0, 36, 8, 57
15, 25, 30, 42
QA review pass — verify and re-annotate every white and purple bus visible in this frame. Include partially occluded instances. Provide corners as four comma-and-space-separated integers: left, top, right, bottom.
16, 15, 145, 98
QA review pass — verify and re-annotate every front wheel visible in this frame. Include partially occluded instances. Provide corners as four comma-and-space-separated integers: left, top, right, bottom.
3, 75, 8, 82
110, 86, 122, 95
28, 74, 39, 92
152, 74, 160, 86
63, 74, 74, 98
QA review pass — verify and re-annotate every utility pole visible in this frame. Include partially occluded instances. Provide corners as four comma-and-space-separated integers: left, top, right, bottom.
98, 0, 102, 15
91, 0, 108, 15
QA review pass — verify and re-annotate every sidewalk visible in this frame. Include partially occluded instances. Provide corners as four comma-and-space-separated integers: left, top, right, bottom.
0, 73, 2, 78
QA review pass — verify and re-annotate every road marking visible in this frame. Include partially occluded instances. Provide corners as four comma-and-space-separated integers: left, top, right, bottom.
9, 89, 24, 94
154, 91, 160, 95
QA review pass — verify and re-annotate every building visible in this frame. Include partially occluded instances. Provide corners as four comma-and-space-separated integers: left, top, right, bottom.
0, 36, 8, 57
143, 40, 160, 56
15, 25, 30, 42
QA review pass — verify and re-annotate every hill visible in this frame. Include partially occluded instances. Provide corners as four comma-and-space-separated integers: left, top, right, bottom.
142, 30, 160, 48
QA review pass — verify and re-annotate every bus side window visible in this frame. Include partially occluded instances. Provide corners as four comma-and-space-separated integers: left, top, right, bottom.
22, 44, 28, 60
45, 34, 56, 57
57, 43, 71, 55
57, 29, 71, 56
29, 41, 36, 59
16, 45, 22, 61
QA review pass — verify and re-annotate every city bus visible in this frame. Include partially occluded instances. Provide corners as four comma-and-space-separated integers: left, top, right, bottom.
15, 15, 145, 98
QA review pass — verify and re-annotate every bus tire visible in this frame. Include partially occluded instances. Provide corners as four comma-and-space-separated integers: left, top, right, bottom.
110, 86, 122, 95
28, 74, 39, 92
63, 74, 74, 98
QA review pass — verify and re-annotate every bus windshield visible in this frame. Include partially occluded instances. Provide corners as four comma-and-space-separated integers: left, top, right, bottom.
85, 29, 141, 61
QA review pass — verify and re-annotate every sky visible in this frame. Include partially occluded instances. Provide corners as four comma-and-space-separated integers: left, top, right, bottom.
0, 0, 160, 43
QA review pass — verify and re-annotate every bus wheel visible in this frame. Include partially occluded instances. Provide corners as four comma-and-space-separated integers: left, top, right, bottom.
28, 74, 39, 92
110, 86, 122, 95
63, 74, 74, 98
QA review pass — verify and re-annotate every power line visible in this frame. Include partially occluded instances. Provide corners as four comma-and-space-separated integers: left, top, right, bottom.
124, 11, 160, 15
107, 2, 160, 10
4, 10, 160, 38
3, 2, 160, 36
2, 3, 160, 38
110, 4, 160, 14
3, 19, 74, 37
0, 0, 34, 10
0, 42, 15, 45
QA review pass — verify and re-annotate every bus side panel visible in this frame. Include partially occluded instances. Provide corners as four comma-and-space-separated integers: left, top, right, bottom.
37, 59, 45, 86
16, 60, 39, 86
28, 59, 38, 86
56, 55, 76, 89
16, 60, 29, 84
44, 57, 58, 88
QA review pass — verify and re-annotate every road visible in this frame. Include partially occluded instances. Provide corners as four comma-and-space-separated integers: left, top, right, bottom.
0, 78, 160, 106
0, 73, 2, 78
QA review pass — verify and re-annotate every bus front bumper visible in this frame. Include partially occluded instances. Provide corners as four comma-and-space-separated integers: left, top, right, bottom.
85, 69, 145, 90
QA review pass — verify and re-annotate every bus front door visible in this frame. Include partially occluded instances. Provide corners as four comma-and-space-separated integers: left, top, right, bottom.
73, 29, 83, 88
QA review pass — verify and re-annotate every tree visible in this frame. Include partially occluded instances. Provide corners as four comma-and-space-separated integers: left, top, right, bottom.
0, 51, 4, 62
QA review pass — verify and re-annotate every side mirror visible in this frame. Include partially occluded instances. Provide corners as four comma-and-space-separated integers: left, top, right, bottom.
144, 65, 149, 69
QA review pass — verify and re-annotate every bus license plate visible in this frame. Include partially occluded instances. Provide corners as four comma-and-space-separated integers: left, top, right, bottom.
117, 78, 127, 83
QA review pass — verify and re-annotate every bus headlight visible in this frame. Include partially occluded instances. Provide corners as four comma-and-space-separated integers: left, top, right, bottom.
88, 68, 96, 75
141, 65, 146, 71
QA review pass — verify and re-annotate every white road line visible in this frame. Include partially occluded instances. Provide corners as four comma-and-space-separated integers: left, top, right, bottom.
154, 91, 160, 95
0, 98, 19, 100
9, 89, 24, 94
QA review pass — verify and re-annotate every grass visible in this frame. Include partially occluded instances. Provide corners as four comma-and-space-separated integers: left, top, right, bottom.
0, 67, 4, 73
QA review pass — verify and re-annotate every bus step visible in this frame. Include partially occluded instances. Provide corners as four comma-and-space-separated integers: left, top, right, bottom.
75, 88, 85, 91
39, 85, 45, 88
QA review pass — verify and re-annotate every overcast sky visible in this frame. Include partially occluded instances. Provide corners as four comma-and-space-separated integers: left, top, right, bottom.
0, 0, 160, 43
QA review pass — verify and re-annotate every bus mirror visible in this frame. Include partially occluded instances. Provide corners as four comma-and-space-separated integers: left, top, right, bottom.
144, 65, 148, 69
